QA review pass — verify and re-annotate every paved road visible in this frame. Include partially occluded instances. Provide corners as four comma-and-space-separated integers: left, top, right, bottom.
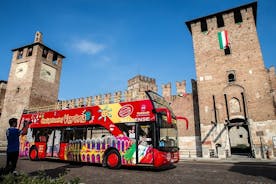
1, 155, 276, 184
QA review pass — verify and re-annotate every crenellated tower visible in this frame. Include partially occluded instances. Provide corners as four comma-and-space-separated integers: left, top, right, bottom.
0, 32, 65, 146
186, 2, 276, 158
127, 75, 157, 100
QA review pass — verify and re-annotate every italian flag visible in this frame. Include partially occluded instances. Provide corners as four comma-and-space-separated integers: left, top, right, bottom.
218, 30, 229, 49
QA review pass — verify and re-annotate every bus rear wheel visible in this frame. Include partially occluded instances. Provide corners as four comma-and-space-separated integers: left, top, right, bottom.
105, 150, 121, 169
29, 147, 39, 161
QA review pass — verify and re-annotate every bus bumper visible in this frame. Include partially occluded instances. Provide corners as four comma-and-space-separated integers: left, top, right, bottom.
153, 149, 179, 168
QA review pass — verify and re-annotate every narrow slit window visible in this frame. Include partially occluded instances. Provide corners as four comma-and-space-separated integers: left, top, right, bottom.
200, 19, 208, 32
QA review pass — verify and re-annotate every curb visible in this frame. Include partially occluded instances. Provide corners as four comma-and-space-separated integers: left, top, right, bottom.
179, 158, 276, 164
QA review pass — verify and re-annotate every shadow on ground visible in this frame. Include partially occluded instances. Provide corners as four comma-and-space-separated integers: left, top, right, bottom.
121, 164, 176, 172
228, 162, 276, 181
29, 163, 84, 179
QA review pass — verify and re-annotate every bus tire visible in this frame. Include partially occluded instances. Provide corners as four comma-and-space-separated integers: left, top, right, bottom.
29, 146, 39, 161
105, 149, 121, 169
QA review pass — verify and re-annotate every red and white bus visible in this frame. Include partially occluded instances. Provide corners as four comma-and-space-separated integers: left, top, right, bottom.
19, 91, 188, 169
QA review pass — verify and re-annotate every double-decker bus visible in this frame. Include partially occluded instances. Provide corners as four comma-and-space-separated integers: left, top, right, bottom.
19, 91, 188, 169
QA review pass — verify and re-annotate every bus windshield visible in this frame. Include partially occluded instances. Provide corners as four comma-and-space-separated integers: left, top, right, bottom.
146, 91, 178, 150
145, 91, 176, 119
159, 115, 178, 149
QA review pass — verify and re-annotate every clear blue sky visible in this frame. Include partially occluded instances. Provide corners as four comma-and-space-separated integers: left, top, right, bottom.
0, 0, 275, 100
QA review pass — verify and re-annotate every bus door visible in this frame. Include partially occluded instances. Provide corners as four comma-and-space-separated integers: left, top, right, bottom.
46, 129, 61, 157
136, 123, 154, 165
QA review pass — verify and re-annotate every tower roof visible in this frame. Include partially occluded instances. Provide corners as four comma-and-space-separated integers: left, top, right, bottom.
11, 42, 65, 59
11, 31, 65, 58
185, 1, 257, 34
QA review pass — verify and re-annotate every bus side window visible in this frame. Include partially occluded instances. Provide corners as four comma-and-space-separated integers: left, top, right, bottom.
138, 125, 153, 146
34, 129, 40, 142
117, 123, 136, 139
74, 127, 87, 140
91, 126, 111, 139
61, 128, 74, 143
87, 127, 93, 139
34, 129, 48, 142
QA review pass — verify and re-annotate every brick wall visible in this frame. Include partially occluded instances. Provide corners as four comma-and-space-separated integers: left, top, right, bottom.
187, 2, 276, 158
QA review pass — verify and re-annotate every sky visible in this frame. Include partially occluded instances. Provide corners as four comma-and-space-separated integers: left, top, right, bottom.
0, 0, 275, 100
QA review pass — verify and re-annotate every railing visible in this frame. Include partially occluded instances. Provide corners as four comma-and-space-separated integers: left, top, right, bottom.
24, 104, 59, 114
24, 90, 150, 113
179, 149, 199, 158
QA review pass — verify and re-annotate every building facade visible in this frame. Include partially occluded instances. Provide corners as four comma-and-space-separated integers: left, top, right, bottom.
186, 2, 276, 159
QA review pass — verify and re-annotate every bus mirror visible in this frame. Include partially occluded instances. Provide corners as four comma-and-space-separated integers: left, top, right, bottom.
155, 108, 172, 124
176, 116, 189, 130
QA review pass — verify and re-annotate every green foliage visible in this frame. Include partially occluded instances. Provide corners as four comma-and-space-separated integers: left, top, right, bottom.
1, 171, 80, 184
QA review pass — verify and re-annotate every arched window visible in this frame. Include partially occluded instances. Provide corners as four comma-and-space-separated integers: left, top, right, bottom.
229, 98, 241, 113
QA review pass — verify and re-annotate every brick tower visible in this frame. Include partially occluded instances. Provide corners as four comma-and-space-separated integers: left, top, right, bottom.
186, 2, 276, 158
127, 75, 157, 100
0, 32, 65, 148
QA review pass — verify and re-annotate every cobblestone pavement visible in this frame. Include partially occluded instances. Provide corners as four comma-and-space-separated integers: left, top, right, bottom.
1, 155, 276, 184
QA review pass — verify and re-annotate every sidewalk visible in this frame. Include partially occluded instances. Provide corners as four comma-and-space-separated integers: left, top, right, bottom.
180, 157, 276, 165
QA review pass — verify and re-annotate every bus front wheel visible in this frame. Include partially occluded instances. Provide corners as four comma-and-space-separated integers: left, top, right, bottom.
29, 147, 39, 161
105, 150, 121, 169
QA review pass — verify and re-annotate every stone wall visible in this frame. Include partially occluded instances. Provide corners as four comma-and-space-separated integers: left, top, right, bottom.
187, 3, 276, 158
250, 120, 276, 159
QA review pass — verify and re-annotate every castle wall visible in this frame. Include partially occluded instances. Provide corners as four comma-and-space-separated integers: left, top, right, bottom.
188, 3, 276, 158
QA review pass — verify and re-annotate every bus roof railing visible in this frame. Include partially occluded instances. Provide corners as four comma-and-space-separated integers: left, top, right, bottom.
23, 104, 59, 114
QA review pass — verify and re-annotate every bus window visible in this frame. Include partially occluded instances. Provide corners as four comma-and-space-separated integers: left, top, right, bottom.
87, 127, 93, 139
158, 115, 177, 148
117, 123, 136, 139
91, 126, 111, 139
61, 128, 74, 143
74, 127, 87, 140
34, 129, 49, 142
138, 124, 153, 146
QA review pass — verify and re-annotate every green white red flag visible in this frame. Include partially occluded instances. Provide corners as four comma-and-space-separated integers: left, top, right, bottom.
218, 30, 229, 49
